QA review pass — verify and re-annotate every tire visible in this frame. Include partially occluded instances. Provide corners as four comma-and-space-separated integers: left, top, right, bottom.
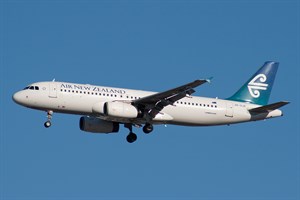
126, 132, 137, 143
143, 124, 153, 134
44, 121, 51, 128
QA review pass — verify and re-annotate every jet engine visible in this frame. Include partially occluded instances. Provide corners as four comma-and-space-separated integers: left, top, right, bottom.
79, 116, 119, 133
104, 102, 138, 118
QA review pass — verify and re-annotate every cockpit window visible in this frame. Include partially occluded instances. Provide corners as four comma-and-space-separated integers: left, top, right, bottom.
23, 86, 39, 90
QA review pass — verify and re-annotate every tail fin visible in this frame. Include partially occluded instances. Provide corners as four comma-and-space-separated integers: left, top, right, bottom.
227, 61, 279, 105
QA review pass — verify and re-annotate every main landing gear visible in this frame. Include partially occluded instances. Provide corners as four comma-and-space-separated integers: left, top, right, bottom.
125, 123, 154, 143
125, 124, 137, 143
44, 110, 53, 128
143, 123, 153, 134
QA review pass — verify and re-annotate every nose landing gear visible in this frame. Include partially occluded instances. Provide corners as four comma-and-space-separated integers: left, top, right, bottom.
44, 110, 53, 128
44, 121, 51, 128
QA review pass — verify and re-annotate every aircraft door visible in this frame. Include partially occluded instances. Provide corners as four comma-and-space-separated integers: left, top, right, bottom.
49, 82, 57, 98
225, 102, 234, 117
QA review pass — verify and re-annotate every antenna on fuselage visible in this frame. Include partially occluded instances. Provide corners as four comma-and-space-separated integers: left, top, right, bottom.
52, 78, 56, 82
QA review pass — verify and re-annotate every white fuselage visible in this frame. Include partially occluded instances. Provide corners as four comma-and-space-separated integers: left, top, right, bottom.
13, 81, 283, 126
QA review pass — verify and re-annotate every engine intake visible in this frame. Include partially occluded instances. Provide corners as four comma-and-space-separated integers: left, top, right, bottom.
79, 116, 119, 133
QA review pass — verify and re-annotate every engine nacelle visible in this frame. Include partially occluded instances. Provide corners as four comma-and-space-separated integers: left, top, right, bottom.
79, 116, 119, 133
104, 102, 138, 118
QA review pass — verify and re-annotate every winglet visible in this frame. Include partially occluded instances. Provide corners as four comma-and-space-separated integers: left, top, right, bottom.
206, 77, 213, 83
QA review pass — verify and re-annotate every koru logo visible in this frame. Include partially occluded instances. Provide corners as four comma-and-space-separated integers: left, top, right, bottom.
247, 74, 268, 98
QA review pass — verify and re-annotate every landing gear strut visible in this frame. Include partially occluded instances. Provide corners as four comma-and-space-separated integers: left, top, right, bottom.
44, 110, 53, 128
143, 123, 153, 134
125, 123, 137, 143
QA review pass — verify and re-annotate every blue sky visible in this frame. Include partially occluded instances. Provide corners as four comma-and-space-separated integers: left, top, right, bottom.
1, 1, 299, 199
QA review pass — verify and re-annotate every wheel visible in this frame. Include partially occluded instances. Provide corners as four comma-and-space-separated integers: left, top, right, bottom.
126, 132, 137, 143
44, 121, 51, 128
143, 124, 153, 134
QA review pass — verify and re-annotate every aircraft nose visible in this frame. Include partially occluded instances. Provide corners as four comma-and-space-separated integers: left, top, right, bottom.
12, 92, 24, 105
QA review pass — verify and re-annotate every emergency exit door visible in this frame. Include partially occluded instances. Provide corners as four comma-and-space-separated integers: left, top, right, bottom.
49, 82, 57, 98
225, 102, 234, 117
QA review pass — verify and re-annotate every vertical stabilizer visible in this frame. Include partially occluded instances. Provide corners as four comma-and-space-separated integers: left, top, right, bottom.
227, 61, 279, 105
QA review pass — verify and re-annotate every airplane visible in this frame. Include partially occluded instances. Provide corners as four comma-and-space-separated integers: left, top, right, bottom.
13, 61, 289, 143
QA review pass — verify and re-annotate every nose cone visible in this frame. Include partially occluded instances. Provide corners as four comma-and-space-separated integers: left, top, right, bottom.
12, 91, 25, 105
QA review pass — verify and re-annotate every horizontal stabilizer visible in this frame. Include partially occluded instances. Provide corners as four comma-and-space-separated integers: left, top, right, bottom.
249, 101, 290, 113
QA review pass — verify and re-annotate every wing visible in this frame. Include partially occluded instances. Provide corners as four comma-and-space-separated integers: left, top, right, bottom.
132, 79, 209, 119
